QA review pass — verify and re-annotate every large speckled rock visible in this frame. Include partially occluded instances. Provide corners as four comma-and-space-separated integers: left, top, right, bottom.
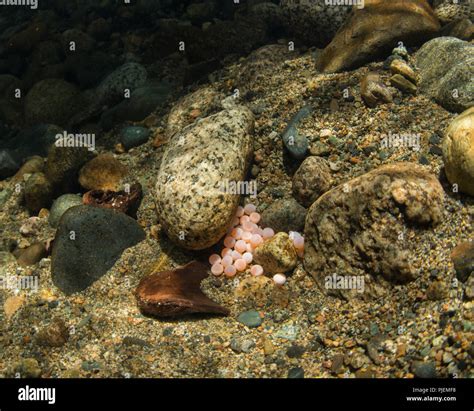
45, 140, 93, 194
156, 106, 254, 250
51, 205, 145, 294
415, 37, 474, 113
280, 0, 352, 47
315, 0, 440, 73
24, 79, 85, 127
253, 232, 298, 275
166, 86, 224, 139
304, 163, 444, 299
442, 107, 474, 196
96, 62, 147, 107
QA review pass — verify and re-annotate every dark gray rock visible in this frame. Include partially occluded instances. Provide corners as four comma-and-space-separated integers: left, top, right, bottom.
261, 198, 307, 234
51, 205, 145, 294
281, 106, 311, 160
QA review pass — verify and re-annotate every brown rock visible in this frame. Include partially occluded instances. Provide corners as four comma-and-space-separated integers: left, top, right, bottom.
35, 318, 69, 347
315, 0, 440, 73
253, 232, 298, 275
13, 156, 44, 183
24, 172, 53, 214
16, 243, 47, 266
360, 72, 393, 108
79, 153, 127, 191
390, 74, 417, 95
304, 163, 444, 298
451, 241, 474, 283
292, 156, 333, 207
390, 59, 418, 84
135, 261, 229, 318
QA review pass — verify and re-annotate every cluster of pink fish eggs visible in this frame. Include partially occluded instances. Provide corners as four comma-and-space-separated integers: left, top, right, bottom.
208, 203, 305, 285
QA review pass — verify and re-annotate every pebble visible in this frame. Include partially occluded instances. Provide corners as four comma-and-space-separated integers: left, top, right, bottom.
237, 310, 262, 328
51, 205, 145, 294
281, 106, 311, 160
48, 194, 83, 228
412, 361, 437, 378
287, 367, 304, 379
119, 126, 151, 150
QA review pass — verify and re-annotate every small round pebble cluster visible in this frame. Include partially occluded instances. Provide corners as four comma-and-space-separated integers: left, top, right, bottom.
209, 203, 305, 285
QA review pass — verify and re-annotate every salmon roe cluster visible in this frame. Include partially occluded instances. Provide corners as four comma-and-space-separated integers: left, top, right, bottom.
209, 203, 305, 285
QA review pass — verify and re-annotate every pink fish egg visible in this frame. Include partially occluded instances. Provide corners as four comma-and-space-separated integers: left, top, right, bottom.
221, 248, 232, 257
236, 206, 244, 217
250, 265, 263, 276
241, 231, 252, 242
231, 250, 242, 261
246, 243, 253, 253
255, 227, 264, 237
240, 215, 250, 225
235, 240, 247, 253
224, 236, 236, 248
293, 236, 304, 249
242, 252, 253, 264
209, 254, 221, 265
224, 265, 237, 277
234, 258, 247, 272
221, 255, 233, 267
211, 263, 224, 276
262, 227, 275, 239
297, 249, 304, 258
244, 203, 256, 215
242, 221, 254, 232
273, 273, 286, 285
231, 227, 243, 240
232, 217, 240, 227
250, 234, 263, 247
249, 212, 261, 224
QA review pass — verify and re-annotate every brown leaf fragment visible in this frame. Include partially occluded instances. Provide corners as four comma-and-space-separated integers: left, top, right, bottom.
135, 261, 229, 318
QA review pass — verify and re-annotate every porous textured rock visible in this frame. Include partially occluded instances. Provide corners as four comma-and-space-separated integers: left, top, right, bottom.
51, 205, 145, 294
292, 156, 333, 207
315, 0, 440, 73
156, 106, 254, 250
253, 232, 298, 275
304, 163, 445, 298
442, 107, 474, 196
78, 153, 127, 191
416, 37, 474, 113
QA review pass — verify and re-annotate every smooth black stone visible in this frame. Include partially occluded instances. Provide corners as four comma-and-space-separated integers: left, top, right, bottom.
51, 205, 145, 295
